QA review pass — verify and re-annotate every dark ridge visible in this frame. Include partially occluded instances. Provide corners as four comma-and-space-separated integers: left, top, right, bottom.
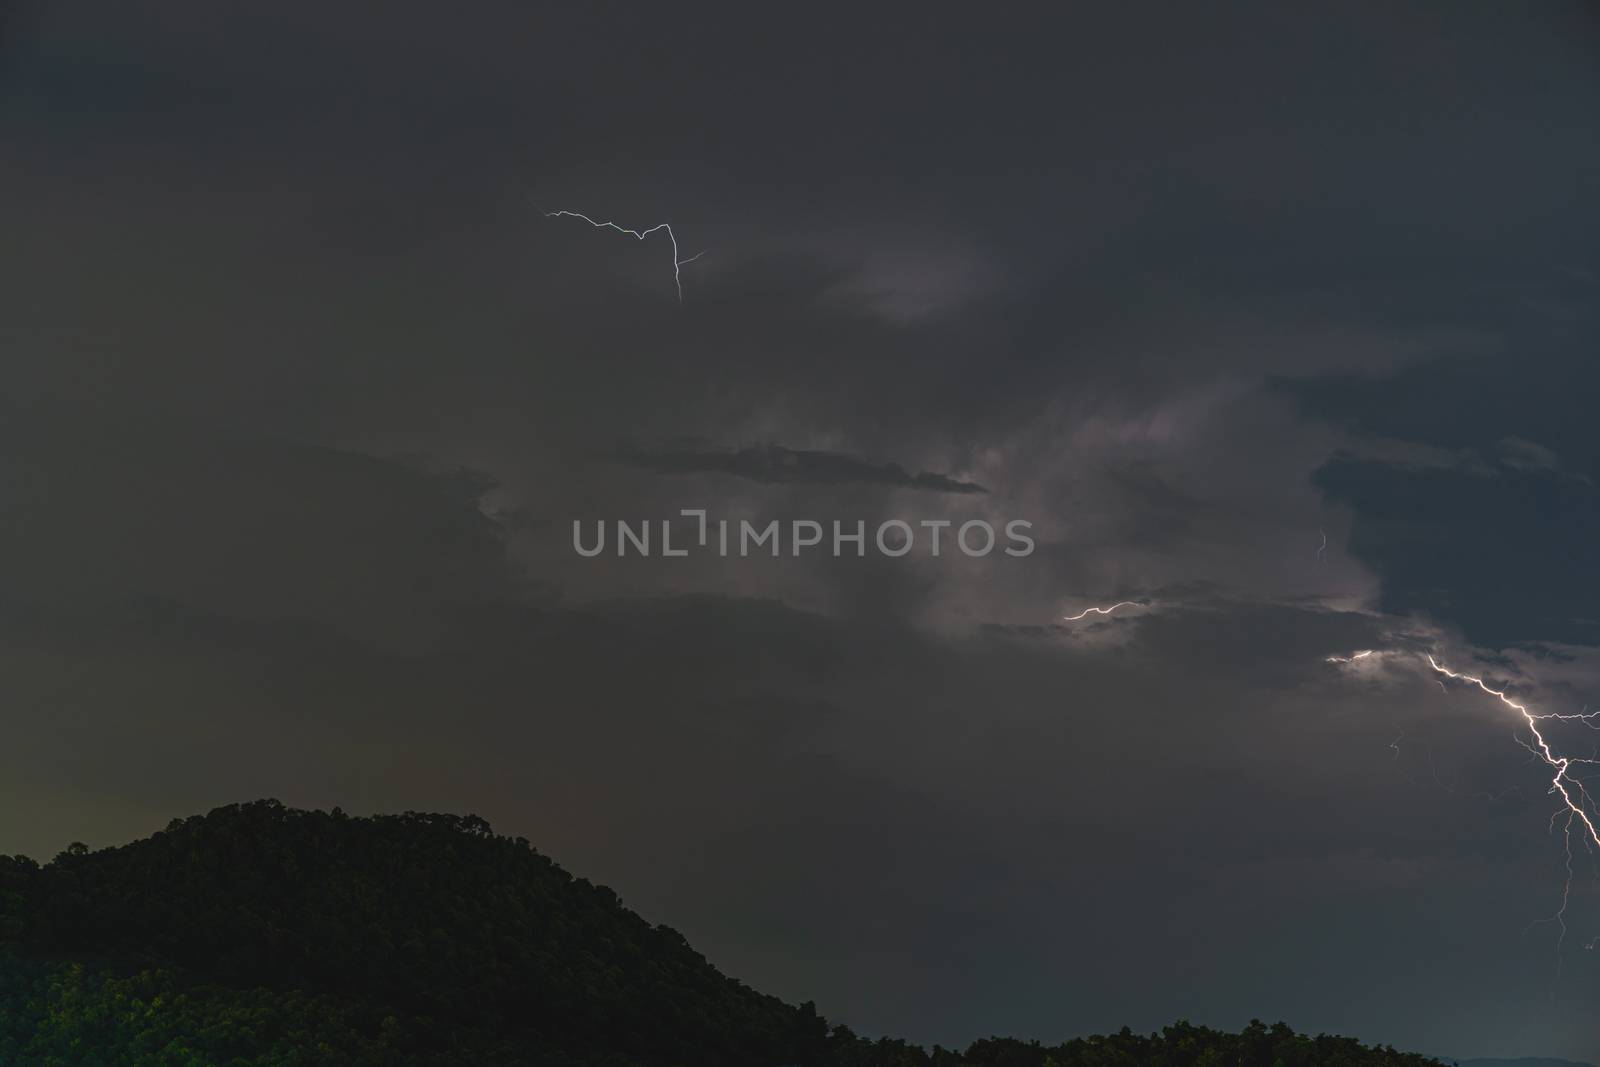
0, 800, 1449, 1067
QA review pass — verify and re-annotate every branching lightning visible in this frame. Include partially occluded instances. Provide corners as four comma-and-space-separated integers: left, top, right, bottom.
543, 209, 705, 302
1424, 654, 1600, 854
1329, 645, 1600, 975
1426, 654, 1600, 970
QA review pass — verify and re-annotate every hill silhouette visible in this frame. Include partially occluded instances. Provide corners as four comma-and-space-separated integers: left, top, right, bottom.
1, 800, 1448, 1066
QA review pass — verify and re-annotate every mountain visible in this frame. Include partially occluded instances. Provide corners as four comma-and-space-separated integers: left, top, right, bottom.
0, 799, 1449, 1066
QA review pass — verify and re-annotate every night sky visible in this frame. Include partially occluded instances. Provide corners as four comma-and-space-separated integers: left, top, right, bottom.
3, 2, 1599, 1060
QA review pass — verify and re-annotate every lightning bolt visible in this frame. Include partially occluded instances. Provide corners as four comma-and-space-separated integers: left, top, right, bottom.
1317, 528, 1328, 565
1330, 646, 1600, 975
1063, 601, 1141, 622
1424, 654, 1600, 854
543, 209, 705, 302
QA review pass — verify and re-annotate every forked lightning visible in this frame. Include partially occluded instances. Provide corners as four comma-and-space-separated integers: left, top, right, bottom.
544, 209, 705, 302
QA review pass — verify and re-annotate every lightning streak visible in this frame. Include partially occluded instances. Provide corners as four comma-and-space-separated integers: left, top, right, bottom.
1325, 645, 1600, 971
1334, 649, 1600, 972
543, 209, 704, 302
1063, 601, 1141, 622
1424, 654, 1600, 855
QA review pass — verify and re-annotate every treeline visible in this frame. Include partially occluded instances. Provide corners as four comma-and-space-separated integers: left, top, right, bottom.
0, 801, 1444, 1067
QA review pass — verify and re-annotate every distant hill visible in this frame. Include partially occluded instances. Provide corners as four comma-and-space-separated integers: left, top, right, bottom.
0, 799, 1451, 1066
1455, 1060, 1598, 1067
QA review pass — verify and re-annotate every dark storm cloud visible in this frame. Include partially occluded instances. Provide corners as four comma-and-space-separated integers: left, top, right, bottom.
0, 407, 515, 646
1281, 279, 1600, 649
1311, 453, 1600, 649
612, 442, 987, 494
3, 0, 1599, 1061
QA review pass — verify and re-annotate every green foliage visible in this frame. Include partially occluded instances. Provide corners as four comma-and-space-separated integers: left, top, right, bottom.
0, 956, 415, 1066
0, 801, 1448, 1067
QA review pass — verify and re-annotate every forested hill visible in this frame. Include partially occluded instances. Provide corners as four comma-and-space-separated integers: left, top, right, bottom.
0, 800, 1445, 1067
